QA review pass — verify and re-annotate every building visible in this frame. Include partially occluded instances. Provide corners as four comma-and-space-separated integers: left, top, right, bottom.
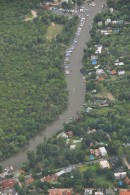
124, 177, 130, 185
84, 189, 93, 195
98, 77, 105, 82
111, 70, 116, 75
57, 132, 68, 139
114, 62, 124, 66
95, 192, 104, 195
70, 145, 76, 150
118, 70, 125, 75
91, 59, 97, 65
85, 107, 92, 113
101, 29, 112, 35
66, 131, 73, 137
105, 18, 111, 25
119, 189, 130, 195
99, 160, 110, 169
96, 69, 104, 75
48, 188, 73, 195
1, 179, 16, 190
99, 147, 107, 156
95, 44, 103, 54
25, 177, 34, 185
41, 174, 58, 183
114, 172, 126, 180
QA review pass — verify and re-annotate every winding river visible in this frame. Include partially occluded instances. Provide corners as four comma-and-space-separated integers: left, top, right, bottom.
1, 0, 106, 170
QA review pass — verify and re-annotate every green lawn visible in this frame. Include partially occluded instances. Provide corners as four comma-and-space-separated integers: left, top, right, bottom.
94, 107, 110, 115
80, 165, 88, 172
45, 23, 63, 41
79, 164, 99, 172
95, 175, 113, 187
79, 164, 113, 187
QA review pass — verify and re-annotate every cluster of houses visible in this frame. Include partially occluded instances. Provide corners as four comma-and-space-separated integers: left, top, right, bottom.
98, 18, 124, 35
48, 188, 130, 195
48, 188, 118, 195
90, 52, 126, 80
90, 147, 107, 157
88, 14, 127, 82
57, 131, 83, 150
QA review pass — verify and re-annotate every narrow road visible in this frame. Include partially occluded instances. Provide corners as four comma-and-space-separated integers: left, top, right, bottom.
0, 0, 106, 170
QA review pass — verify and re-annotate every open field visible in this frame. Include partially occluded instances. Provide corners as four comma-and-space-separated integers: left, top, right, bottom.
45, 23, 63, 41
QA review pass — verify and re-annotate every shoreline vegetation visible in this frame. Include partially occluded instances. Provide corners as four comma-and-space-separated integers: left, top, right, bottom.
0, 0, 78, 159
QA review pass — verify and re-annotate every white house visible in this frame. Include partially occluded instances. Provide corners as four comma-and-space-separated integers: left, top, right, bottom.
96, 69, 104, 75
95, 192, 103, 195
95, 44, 103, 54
70, 145, 76, 150
105, 18, 111, 25
84, 189, 93, 195
57, 132, 68, 139
118, 70, 125, 75
99, 160, 110, 169
114, 172, 126, 180
99, 147, 107, 156
114, 62, 124, 66
85, 107, 92, 113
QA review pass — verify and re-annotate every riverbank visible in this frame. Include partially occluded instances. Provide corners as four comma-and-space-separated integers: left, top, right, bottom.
0, 0, 106, 170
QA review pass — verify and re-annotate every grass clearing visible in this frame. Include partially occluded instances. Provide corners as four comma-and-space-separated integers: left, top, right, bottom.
94, 107, 110, 115
80, 165, 88, 172
80, 164, 99, 173
45, 23, 63, 41
96, 175, 113, 187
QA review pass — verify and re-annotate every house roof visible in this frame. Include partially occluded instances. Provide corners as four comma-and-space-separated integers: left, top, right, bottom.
124, 177, 130, 185
99, 160, 110, 168
1, 179, 16, 190
111, 70, 116, 75
98, 77, 104, 81
96, 69, 104, 75
48, 188, 73, 195
25, 177, 34, 184
114, 172, 126, 178
41, 174, 58, 182
120, 190, 130, 195
91, 59, 97, 65
99, 147, 107, 155
118, 70, 125, 75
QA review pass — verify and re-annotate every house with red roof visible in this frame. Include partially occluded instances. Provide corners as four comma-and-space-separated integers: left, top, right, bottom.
41, 174, 58, 183
48, 188, 73, 195
25, 176, 34, 185
1, 179, 16, 190
120, 189, 130, 195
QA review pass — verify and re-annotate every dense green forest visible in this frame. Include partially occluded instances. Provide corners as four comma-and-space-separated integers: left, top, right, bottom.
0, 0, 78, 158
